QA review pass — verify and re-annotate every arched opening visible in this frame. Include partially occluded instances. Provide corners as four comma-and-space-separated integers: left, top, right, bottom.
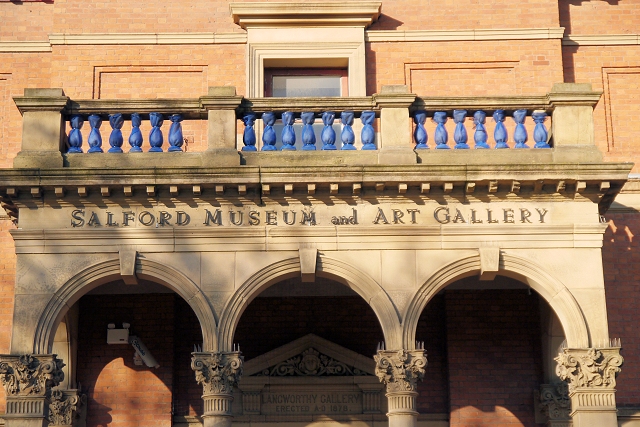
412, 274, 567, 427
51, 278, 204, 427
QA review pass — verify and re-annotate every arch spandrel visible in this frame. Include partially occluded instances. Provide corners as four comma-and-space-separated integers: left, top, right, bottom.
33, 258, 218, 354
403, 252, 591, 349
218, 255, 402, 352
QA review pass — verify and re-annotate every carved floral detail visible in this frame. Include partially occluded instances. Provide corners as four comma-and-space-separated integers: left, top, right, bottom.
374, 349, 427, 392
539, 383, 571, 421
191, 352, 243, 395
0, 354, 65, 397
555, 348, 623, 392
48, 390, 86, 426
256, 347, 371, 377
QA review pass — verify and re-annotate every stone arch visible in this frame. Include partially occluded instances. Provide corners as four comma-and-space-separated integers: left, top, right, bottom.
33, 258, 217, 354
402, 252, 590, 349
218, 255, 402, 351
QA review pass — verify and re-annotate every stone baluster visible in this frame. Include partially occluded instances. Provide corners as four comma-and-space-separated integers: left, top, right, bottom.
533, 111, 551, 149
538, 383, 571, 427
128, 113, 143, 153
433, 112, 449, 149
67, 115, 84, 154
281, 111, 296, 151
241, 113, 257, 151
168, 114, 184, 152
413, 110, 428, 149
473, 111, 490, 149
493, 109, 509, 149
340, 111, 356, 150
374, 349, 427, 427
453, 109, 469, 149
192, 351, 244, 427
48, 389, 86, 427
107, 113, 124, 153
513, 109, 529, 148
301, 111, 317, 151
87, 114, 103, 153
261, 112, 277, 151
555, 347, 623, 427
149, 112, 164, 152
0, 354, 65, 427
321, 111, 337, 150
360, 110, 377, 150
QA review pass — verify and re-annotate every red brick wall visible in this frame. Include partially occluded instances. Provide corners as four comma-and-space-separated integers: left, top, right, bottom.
77, 292, 176, 427
603, 213, 640, 407
446, 289, 543, 427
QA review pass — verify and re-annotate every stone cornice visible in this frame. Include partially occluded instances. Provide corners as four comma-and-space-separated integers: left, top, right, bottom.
230, 2, 382, 29
367, 27, 565, 42
563, 34, 640, 46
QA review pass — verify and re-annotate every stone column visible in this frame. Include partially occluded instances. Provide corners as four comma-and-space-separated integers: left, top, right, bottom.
48, 389, 86, 427
0, 354, 65, 427
555, 347, 623, 427
373, 85, 417, 165
191, 351, 243, 427
374, 349, 427, 427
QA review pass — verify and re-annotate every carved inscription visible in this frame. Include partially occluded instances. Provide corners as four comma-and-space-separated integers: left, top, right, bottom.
262, 392, 362, 414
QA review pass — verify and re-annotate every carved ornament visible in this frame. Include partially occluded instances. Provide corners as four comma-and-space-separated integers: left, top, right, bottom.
374, 349, 427, 392
191, 352, 243, 395
48, 390, 86, 426
539, 382, 571, 421
257, 347, 371, 377
0, 354, 65, 397
555, 348, 623, 391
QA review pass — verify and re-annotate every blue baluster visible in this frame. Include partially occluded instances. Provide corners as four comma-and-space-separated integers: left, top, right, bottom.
241, 113, 257, 152
301, 112, 316, 151
129, 113, 143, 153
321, 111, 336, 150
87, 114, 103, 153
149, 112, 164, 152
168, 114, 184, 152
107, 113, 124, 153
361, 111, 376, 150
413, 110, 428, 149
261, 112, 277, 151
532, 111, 550, 149
281, 111, 296, 151
453, 110, 469, 149
473, 111, 489, 149
433, 111, 449, 149
340, 111, 356, 150
493, 110, 509, 149
513, 109, 529, 149
67, 115, 84, 153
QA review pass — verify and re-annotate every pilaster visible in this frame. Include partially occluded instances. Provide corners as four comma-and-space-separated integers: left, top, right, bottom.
538, 383, 572, 427
555, 347, 623, 427
48, 389, 86, 427
374, 349, 427, 427
191, 351, 244, 427
0, 354, 65, 427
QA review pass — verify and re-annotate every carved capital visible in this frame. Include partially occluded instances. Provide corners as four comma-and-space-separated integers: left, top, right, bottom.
539, 383, 571, 421
374, 349, 427, 393
48, 389, 86, 426
555, 347, 623, 392
0, 354, 65, 397
191, 351, 244, 396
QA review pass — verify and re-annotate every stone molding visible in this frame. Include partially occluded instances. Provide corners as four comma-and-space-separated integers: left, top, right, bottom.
563, 34, 640, 46
0, 41, 51, 52
0, 354, 64, 397
48, 389, 86, 426
367, 27, 565, 42
49, 33, 247, 45
374, 349, 427, 393
191, 351, 244, 396
555, 347, 623, 392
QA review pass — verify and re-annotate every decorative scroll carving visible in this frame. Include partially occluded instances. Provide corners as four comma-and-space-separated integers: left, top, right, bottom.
0, 354, 64, 397
191, 352, 244, 395
256, 347, 371, 377
555, 348, 623, 392
48, 389, 86, 426
374, 349, 427, 392
539, 383, 571, 421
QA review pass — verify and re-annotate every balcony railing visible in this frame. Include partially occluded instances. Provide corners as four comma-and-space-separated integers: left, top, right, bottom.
11, 83, 602, 168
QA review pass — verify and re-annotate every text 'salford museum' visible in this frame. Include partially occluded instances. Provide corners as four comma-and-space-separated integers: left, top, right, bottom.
0, 1, 640, 427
